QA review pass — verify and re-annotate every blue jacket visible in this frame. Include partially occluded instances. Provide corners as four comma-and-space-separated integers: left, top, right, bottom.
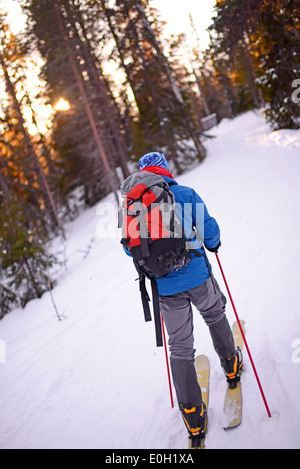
155, 176, 220, 296
124, 174, 221, 296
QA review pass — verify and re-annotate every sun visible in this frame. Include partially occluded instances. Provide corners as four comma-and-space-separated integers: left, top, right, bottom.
53, 98, 70, 111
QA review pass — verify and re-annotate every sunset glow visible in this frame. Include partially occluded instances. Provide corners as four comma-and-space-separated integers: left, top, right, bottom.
53, 98, 70, 111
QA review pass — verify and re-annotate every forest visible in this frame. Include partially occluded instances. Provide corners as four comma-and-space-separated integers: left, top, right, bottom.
0, 0, 299, 317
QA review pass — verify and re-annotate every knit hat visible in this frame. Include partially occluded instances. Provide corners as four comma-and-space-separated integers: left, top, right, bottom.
138, 152, 168, 170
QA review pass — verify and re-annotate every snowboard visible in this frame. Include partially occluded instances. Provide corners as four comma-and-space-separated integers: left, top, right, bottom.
223, 320, 246, 429
188, 354, 210, 449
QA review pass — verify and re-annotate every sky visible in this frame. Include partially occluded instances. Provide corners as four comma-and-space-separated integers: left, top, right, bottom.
1, 0, 25, 32
152, 0, 217, 50
1, 0, 217, 50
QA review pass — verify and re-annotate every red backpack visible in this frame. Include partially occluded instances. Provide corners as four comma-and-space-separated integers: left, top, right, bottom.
119, 171, 194, 346
120, 171, 191, 278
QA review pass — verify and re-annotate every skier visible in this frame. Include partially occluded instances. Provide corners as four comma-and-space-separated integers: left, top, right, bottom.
121, 152, 243, 446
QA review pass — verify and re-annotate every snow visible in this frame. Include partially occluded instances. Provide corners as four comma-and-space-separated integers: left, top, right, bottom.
1, 111, 300, 449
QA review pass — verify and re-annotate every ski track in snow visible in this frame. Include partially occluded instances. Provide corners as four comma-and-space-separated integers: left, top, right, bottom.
0, 111, 300, 449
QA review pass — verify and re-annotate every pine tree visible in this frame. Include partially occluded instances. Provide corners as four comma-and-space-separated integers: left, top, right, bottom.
97, 0, 206, 173
0, 12, 64, 233
209, 0, 300, 129
22, 0, 129, 206
0, 13, 57, 317
255, 0, 300, 129
209, 0, 263, 112
0, 192, 56, 315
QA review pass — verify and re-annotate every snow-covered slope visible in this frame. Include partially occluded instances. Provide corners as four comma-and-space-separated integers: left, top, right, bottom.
1, 111, 300, 449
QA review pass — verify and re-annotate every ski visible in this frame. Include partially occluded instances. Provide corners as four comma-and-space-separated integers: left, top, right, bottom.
223, 320, 246, 429
188, 355, 210, 449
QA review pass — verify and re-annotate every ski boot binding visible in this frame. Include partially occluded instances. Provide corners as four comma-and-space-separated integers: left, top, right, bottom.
182, 402, 207, 448
221, 347, 243, 389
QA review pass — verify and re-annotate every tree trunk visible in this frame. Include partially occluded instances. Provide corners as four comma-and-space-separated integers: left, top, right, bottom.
0, 52, 65, 237
135, 0, 185, 106
63, 0, 130, 180
100, 0, 143, 116
54, 2, 119, 203
242, 36, 265, 109
0, 167, 10, 199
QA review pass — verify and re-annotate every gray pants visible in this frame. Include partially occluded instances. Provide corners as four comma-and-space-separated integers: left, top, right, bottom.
159, 277, 235, 410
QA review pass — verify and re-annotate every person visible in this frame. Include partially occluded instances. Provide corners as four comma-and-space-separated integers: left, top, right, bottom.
121, 152, 243, 447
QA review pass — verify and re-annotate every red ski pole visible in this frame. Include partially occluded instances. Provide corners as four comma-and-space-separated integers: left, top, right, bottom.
215, 252, 272, 419
161, 315, 174, 409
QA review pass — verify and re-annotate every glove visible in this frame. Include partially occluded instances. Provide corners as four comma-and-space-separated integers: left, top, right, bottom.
205, 241, 221, 253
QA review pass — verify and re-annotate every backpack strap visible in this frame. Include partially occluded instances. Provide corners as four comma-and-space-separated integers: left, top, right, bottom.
139, 275, 163, 347
150, 277, 163, 347
189, 249, 202, 258
139, 275, 152, 322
